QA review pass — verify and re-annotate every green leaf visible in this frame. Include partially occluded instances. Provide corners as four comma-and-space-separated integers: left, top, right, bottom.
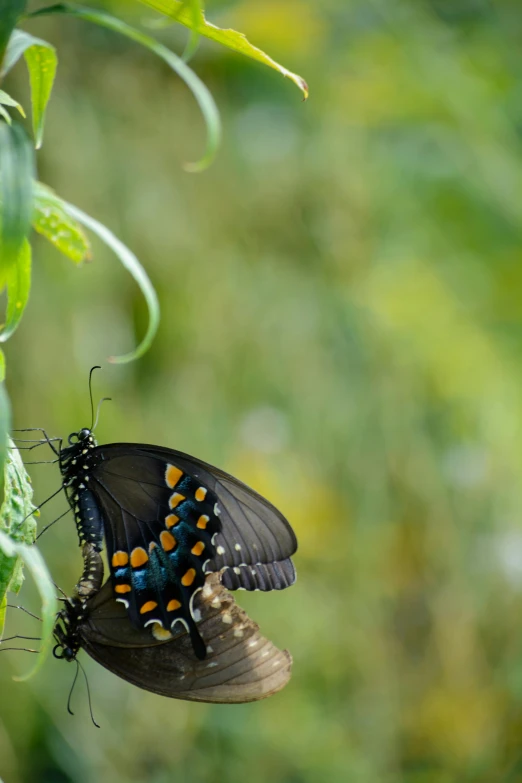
0, 530, 57, 679
30, 3, 221, 171
0, 1, 26, 69
138, 0, 309, 99
0, 438, 37, 586
0, 349, 5, 383
180, 0, 202, 63
0, 90, 25, 118
23, 38, 57, 149
0, 30, 57, 148
33, 182, 91, 263
0, 105, 11, 124
0, 238, 31, 343
34, 182, 159, 363
0, 122, 34, 271
0, 382, 10, 501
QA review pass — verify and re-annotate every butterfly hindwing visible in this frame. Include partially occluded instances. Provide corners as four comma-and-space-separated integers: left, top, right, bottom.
79, 573, 293, 703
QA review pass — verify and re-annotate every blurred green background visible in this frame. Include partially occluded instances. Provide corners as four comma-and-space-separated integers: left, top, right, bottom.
3, 0, 522, 780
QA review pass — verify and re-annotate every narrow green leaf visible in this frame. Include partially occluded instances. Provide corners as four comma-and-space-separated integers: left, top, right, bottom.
23, 36, 57, 148
0, 349, 5, 382
180, 0, 202, 63
0, 530, 57, 679
34, 184, 159, 362
0, 238, 31, 342
0, 122, 34, 270
138, 0, 309, 99
33, 182, 91, 263
0, 90, 25, 117
0, 1, 26, 70
0, 105, 11, 124
0, 30, 57, 147
30, 3, 221, 170
63, 201, 160, 363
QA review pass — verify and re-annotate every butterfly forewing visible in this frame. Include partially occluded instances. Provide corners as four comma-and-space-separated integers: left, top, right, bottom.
113, 445, 298, 584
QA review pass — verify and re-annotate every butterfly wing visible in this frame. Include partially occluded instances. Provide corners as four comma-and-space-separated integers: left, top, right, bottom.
100, 444, 298, 588
80, 573, 292, 703
87, 444, 296, 658
88, 449, 222, 658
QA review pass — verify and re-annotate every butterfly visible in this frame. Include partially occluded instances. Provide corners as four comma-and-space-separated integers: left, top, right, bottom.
53, 544, 292, 703
57, 421, 297, 661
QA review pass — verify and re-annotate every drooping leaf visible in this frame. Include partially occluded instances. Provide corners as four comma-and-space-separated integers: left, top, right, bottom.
0, 122, 34, 271
0, 238, 31, 343
33, 182, 91, 263
29, 3, 220, 170
63, 200, 160, 364
0, 105, 12, 124
0, 90, 26, 118
34, 182, 159, 363
139, 0, 309, 99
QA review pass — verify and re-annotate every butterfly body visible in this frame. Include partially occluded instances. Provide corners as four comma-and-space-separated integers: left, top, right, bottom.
59, 428, 297, 660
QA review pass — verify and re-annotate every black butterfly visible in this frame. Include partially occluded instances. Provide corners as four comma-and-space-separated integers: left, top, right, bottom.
57, 422, 297, 661
53, 544, 292, 703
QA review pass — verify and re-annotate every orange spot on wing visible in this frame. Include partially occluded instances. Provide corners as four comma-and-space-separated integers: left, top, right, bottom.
196, 515, 209, 529
112, 551, 129, 567
115, 584, 131, 594
140, 601, 158, 614
195, 487, 207, 502
169, 493, 185, 509
191, 541, 205, 556
160, 530, 177, 552
181, 568, 196, 587
130, 547, 148, 568
167, 599, 182, 612
166, 514, 180, 529
166, 464, 183, 489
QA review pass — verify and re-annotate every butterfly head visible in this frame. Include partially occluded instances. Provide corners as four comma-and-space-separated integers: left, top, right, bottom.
68, 427, 95, 446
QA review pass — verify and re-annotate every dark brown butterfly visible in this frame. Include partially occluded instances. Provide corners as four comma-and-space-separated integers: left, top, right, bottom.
53, 545, 292, 703
59, 431, 297, 661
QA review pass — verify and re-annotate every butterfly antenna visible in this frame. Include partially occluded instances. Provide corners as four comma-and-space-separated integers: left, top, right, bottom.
88, 366, 102, 430
92, 397, 111, 431
78, 657, 100, 728
67, 660, 80, 716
